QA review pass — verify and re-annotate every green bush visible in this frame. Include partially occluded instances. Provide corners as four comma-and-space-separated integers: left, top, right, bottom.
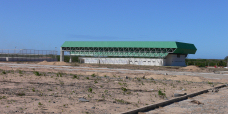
33, 71, 41, 76
158, 90, 166, 97
121, 87, 127, 92
88, 88, 92, 93
91, 73, 96, 77
2, 71, 6, 74
186, 59, 227, 67
72, 75, 79, 79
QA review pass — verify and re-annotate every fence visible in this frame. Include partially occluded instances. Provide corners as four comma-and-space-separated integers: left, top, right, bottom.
0, 49, 57, 62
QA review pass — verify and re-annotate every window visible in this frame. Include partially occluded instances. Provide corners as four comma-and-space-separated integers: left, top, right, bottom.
177, 54, 180, 58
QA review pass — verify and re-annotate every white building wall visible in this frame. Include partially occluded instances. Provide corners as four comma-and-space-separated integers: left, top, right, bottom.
79, 54, 186, 66
79, 57, 166, 66
165, 54, 186, 66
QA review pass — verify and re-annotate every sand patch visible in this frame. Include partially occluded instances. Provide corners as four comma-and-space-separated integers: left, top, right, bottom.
37, 61, 71, 66
146, 74, 204, 82
181, 65, 201, 71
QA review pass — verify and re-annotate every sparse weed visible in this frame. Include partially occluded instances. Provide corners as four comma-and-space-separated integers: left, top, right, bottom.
158, 89, 166, 98
59, 80, 64, 85
104, 90, 108, 93
0, 96, 7, 99
88, 88, 93, 93
19, 70, 23, 74
208, 81, 213, 85
33, 71, 41, 76
32, 88, 35, 92
73, 75, 79, 79
126, 91, 131, 94
91, 73, 96, 77
121, 87, 127, 92
94, 80, 98, 83
123, 83, 128, 87
115, 99, 130, 104
2, 71, 6, 74
38, 102, 42, 105
136, 78, 141, 81
48, 89, 52, 91
57, 72, 63, 77
63, 104, 68, 108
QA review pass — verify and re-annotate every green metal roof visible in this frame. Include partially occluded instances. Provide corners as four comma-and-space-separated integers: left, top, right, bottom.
62, 41, 197, 54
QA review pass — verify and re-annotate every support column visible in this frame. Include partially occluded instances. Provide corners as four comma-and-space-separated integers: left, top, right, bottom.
60, 47, 64, 62
69, 56, 72, 63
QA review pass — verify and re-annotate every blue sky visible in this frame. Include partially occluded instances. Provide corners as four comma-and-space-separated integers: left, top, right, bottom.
0, 0, 227, 59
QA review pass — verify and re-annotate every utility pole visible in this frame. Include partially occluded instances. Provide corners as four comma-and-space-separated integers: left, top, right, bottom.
55, 47, 57, 59
15, 47, 16, 54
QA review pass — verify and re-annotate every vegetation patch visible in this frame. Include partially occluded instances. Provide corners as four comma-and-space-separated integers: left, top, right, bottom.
115, 99, 131, 104
33, 71, 41, 76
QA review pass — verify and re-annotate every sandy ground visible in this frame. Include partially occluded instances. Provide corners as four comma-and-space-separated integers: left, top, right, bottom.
0, 62, 227, 114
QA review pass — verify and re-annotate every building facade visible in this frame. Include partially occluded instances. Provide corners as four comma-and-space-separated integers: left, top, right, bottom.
60, 41, 197, 66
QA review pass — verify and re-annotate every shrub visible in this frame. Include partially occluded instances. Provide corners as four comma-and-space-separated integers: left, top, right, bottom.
104, 90, 108, 93
121, 87, 127, 92
2, 71, 6, 74
19, 70, 23, 74
91, 73, 96, 77
0, 96, 6, 99
158, 90, 166, 98
208, 81, 213, 85
88, 88, 92, 93
57, 72, 63, 77
94, 80, 98, 83
33, 71, 41, 76
32, 88, 35, 92
38, 102, 42, 105
136, 78, 141, 81
72, 75, 79, 79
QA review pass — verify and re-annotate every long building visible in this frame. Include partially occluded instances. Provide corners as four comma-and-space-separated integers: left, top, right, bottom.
60, 41, 197, 66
